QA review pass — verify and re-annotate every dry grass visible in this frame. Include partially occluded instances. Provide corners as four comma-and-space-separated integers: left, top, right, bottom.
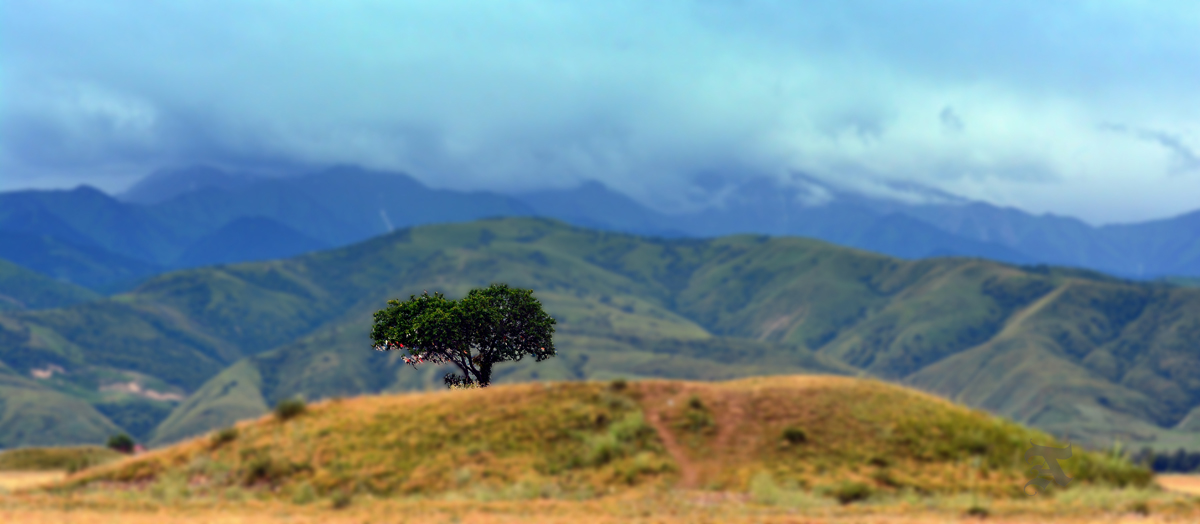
10, 377, 1187, 522
0, 446, 122, 472
1158, 475, 1200, 496
0, 471, 65, 491
1, 487, 1198, 523
50, 378, 1152, 499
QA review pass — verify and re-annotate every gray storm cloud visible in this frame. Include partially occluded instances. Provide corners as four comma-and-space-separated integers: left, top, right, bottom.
3, 0, 1200, 223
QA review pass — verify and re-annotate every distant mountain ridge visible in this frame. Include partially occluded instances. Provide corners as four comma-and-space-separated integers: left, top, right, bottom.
517, 174, 1200, 279
2, 217, 1198, 453
0, 166, 537, 290
2, 164, 1200, 292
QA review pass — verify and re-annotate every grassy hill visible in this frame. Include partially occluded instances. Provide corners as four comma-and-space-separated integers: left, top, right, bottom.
57, 377, 1150, 505
0, 258, 100, 311
1, 217, 1199, 451
0, 363, 121, 447
0, 446, 121, 471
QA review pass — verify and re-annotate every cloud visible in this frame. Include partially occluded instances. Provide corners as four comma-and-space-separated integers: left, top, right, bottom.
1101, 123, 1200, 174
940, 107, 965, 134
3, 0, 1200, 223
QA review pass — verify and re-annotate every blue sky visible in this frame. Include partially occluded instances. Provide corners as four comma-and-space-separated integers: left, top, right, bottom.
3, 0, 1199, 224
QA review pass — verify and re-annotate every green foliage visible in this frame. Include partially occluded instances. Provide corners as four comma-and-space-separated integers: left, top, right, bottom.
210, 426, 238, 448
290, 481, 317, 505
965, 505, 990, 518
371, 283, 557, 387
106, 433, 135, 454
748, 471, 831, 508
829, 480, 873, 504
782, 427, 807, 445
675, 395, 715, 434
95, 400, 175, 442
1126, 500, 1151, 516
330, 490, 353, 509
273, 398, 306, 421
1065, 445, 1154, 489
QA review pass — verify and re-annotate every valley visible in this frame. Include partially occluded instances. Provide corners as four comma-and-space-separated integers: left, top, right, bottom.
0, 217, 1196, 455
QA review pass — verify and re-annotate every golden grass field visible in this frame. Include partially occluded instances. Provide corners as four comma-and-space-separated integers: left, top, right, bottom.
1, 377, 1197, 522
1, 481, 1199, 523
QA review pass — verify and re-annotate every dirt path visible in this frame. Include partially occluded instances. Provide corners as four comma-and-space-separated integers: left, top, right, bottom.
996, 283, 1070, 339
712, 391, 749, 451
638, 385, 699, 489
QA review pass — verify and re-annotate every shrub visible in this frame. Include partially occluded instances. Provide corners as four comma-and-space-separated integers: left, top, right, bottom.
107, 433, 135, 454
291, 482, 317, 505
1127, 500, 1150, 516
274, 398, 307, 421
608, 378, 628, 391
965, 505, 989, 518
782, 427, 807, 445
331, 490, 353, 509
584, 411, 658, 468
675, 396, 715, 433
66, 459, 89, 474
870, 469, 901, 488
239, 452, 311, 487
210, 427, 238, 448
831, 481, 872, 504
1066, 446, 1154, 488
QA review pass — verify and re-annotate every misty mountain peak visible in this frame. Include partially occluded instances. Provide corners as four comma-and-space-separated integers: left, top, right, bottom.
119, 165, 267, 205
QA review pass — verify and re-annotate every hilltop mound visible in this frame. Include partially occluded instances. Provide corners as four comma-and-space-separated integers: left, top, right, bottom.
56, 376, 1149, 503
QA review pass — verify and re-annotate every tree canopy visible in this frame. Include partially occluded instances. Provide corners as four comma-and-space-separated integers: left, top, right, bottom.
371, 283, 557, 388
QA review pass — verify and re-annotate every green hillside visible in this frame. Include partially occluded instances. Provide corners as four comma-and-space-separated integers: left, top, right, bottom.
0, 258, 100, 311
61, 377, 1151, 502
0, 363, 121, 447
1, 217, 1199, 452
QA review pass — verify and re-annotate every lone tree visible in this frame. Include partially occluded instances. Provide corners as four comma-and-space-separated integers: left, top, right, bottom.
107, 433, 135, 454
371, 283, 557, 388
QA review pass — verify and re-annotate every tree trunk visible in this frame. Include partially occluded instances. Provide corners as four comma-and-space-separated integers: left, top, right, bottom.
479, 359, 493, 387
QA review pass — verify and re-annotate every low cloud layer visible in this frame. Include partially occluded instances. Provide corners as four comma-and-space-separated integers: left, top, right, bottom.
3, 1, 1200, 224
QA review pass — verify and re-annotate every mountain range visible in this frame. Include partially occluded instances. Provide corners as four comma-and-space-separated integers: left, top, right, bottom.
1, 217, 1198, 454
2, 165, 1199, 296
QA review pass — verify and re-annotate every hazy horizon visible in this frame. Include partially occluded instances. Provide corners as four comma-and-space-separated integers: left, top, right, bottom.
4, 1, 1200, 226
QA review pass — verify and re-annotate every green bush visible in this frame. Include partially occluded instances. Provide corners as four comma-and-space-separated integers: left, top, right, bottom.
1126, 500, 1150, 516
210, 427, 238, 449
291, 482, 317, 505
965, 505, 989, 518
870, 469, 901, 488
274, 398, 307, 421
107, 433, 135, 454
1066, 446, 1154, 489
331, 490, 353, 509
830, 481, 872, 504
675, 396, 714, 433
782, 427, 807, 445
584, 411, 659, 467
